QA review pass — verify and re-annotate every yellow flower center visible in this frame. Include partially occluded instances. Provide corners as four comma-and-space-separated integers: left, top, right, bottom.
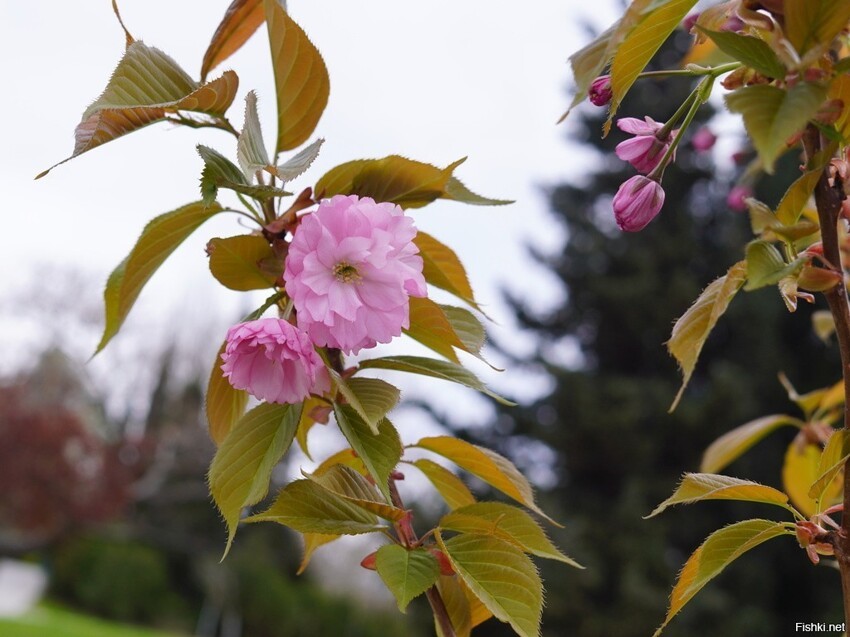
333, 262, 361, 283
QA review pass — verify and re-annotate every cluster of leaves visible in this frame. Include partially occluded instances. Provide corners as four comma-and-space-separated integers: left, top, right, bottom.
42, 1, 580, 636
569, 0, 850, 634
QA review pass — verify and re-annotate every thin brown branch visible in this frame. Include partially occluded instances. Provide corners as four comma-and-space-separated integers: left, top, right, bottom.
804, 123, 850, 627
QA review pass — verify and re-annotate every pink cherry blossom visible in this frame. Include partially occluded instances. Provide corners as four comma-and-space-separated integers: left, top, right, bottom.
221, 318, 330, 404
615, 117, 677, 174
284, 195, 427, 354
588, 75, 612, 107
726, 185, 752, 212
691, 127, 717, 153
612, 176, 665, 232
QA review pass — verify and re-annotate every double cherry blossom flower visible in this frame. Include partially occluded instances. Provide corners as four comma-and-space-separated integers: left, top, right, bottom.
221, 195, 427, 404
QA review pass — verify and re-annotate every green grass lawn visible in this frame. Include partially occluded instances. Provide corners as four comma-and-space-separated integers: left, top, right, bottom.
0, 604, 188, 637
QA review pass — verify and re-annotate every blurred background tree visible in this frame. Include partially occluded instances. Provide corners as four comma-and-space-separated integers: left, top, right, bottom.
466, 33, 846, 637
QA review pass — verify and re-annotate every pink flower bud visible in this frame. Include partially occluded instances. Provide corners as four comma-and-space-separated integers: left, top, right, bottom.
615, 117, 677, 174
683, 13, 700, 32
726, 185, 752, 212
612, 176, 665, 232
588, 75, 612, 107
691, 127, 716, 152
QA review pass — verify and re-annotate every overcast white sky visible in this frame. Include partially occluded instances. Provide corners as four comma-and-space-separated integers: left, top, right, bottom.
0, 1, 617, 432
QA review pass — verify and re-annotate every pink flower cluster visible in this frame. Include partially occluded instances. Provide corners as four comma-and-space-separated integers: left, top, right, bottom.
220, 195, 427, 404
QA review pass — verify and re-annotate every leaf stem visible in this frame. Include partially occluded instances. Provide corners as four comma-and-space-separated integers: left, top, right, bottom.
802, 123, 850, 626
650, 77, 714, 181
388, 478, 456, 637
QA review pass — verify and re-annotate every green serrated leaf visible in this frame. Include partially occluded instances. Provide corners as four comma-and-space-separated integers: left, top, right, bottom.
414, 436, 556, 525
438, 531, 542, 637
654, 520, 791, 637
330, 373, 400, 434
39, 43, 238, 178
247, 478, 384, 535
411, 459, 476, 510
744, 240, 803, 290
209, 401, 302, 554
725, 83, 828, 173
647, 473, 791, 518
272, 137, 324, 182
608, 0, 698, 127
264, 0, 329, 153
201, 0, 265, 81
207, 234, 279, 291
776, 160, 830, 226
97, 201, 224, 353
435, 575, 473, 637
701, 414, 804, 473
667, 261, 747, 410
376, 545, 440, 612
198, 144, 248, 205
358, 356, 513, 405
333, 404, 402, 501
440, 502, 582, 568
237, 91, 271, 180
205, 340, 250, 445
697, 28, 785, 78
308, 465, 406, 521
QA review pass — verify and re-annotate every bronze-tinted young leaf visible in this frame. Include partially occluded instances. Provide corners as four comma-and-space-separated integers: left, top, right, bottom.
667, 261, 747, 410
405, 297, 465, 363
411, 458, 476, 510
39, 43, 238, 178
435, 575, 473, 637
206, 340, 249, 445
308, 465, 406, 521
701, 414, 803, 473
208, 234, 278, 291
295, 396, 331, 459
375, 545, 440, 612
782, 442, 837, 518
808, 429, 849, 504
437, 531, 542, 637
653, 520, 791, 637
414, 231, 479, 309
237, 91, 271, 180
440, 502, 582, 567
315, 156, 463, 209
608, 0, 699, 127
358, 356, 513, 405
443, 177, 513, 206
264, 0, 330, 153
697, 28, 785, 79
647, 473, 791, 519
784, 0, 850, 57
725, 83, 828, 173
333, 404, 402, 501
201, 0, 265, 81
247, 479, 384, 535
97, 201, 224, 353
297, 532, 338, 575
209, 401, 302, 553
775, 169, 823, 226
414, 436, 555, 525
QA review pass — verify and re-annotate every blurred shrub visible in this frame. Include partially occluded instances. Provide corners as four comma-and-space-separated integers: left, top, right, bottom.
51, 536, 191, 628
